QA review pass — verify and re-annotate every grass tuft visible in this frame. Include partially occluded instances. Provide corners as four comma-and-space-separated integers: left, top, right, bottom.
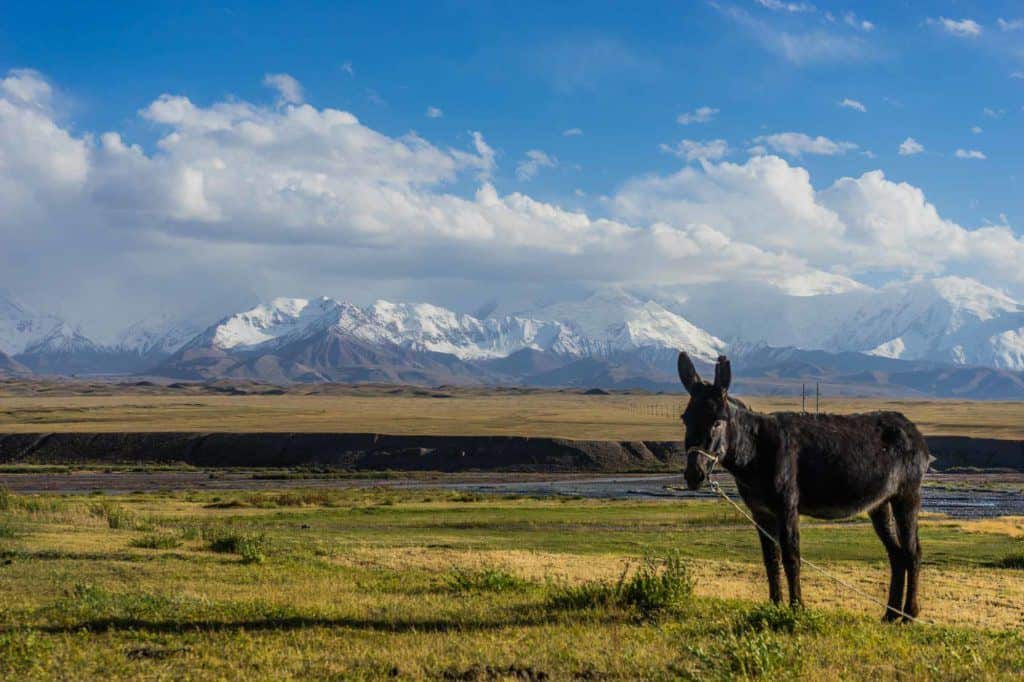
444, 567, 530, 593
89, 502, 141, 530
207, 531, 269, 563
128, 534, 182, 550
736, 602, 825, 634
546, 552, 693, 618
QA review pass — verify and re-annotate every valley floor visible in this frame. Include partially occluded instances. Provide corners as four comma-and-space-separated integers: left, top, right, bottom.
1, 486, 1022, 679
2, 380, 1024, 440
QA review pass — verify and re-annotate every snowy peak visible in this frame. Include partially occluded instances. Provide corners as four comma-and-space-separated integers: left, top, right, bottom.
0, 293, 67, 355
367, 300, 581, 359
206, 297, 346, 350
522, 289, 726, 361
115, 314, 207, 357
838, 277, 1024, 369
23, 322, 101, 355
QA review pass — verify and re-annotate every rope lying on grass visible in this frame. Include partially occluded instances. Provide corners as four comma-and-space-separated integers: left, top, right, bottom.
671, 451, 933, 626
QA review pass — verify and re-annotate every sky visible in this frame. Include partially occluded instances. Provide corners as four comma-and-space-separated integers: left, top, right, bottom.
1, 1, 1022, 337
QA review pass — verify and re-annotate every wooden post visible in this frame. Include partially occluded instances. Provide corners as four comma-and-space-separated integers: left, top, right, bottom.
816, 382, 820, 414
801, 383, 806, 413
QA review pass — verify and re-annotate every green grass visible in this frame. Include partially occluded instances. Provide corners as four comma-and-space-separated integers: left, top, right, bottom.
0, 487, 1022, 679
128, 534, 182, 550
994, 552, 1024, 569
547, 552, 694, 617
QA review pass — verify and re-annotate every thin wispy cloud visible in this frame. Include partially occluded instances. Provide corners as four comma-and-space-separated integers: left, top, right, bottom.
752, 132, 857, 157
340, 60, 355, 77
971, 126, 983, 134
721, 5, 875, 65
843, 12, 875, 32
928, 17, 982, 38
839, 98, 866, 112
660, 138, 729, 162
425, 106, 443, 118
899, 137, 924, 155
515, 149, 558, 180
983, 107, 1005, 118
955, 148, 986, 160
754, 0, 815, 13
562, 128, 583, 137
528, 35, 658, 93
677, 106, 718, 125
997, 18, 1023, 31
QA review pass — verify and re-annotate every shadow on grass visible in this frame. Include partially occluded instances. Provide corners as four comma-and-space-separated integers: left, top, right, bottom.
18, 607, 592, 636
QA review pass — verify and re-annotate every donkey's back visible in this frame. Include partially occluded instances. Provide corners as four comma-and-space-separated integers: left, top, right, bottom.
771, 410, 931, 519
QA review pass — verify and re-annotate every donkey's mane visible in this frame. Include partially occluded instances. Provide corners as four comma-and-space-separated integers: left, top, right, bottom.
727, 395, 750, 411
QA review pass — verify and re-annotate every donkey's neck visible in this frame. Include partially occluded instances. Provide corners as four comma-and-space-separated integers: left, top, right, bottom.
723, 397, 764, 472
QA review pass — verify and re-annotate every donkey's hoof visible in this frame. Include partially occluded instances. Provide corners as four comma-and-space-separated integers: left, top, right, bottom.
882, 609, 901, 623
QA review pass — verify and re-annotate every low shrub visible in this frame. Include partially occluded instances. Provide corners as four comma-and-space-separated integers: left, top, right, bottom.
444, 567, 529, 593
736, 602, 824, 634
722, 630, 791, 678
207, 531, 268, 563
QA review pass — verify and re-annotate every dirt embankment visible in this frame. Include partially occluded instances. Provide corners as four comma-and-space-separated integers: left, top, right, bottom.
0, 432, 686, 472
0, 432, 1019, 472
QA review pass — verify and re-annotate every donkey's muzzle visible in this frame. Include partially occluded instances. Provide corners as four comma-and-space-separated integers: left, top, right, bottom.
684, 448, 711, 490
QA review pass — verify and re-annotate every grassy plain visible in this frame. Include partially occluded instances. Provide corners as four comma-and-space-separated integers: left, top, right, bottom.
1, 486, 1023, 679
2, 382, 1023, 439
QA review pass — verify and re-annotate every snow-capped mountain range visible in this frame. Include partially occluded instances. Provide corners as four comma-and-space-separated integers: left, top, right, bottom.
2, 277, 1023, 397
176, 291, 723, 365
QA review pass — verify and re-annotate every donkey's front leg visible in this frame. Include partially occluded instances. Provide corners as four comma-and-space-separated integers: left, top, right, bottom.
752, 510, 782, 604
777, 504, 802, 608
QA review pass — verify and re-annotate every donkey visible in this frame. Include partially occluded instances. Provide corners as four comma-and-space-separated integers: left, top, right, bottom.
677, 352, 932, 622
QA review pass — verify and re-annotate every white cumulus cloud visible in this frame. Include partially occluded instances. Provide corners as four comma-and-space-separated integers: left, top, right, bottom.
3, 67, 1024, 332
262, 73, 304, 105
899, 137, 924, 155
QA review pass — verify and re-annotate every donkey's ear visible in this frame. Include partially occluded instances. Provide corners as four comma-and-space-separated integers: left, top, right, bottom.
714, 355, 731, 391
677, 352, 701, 394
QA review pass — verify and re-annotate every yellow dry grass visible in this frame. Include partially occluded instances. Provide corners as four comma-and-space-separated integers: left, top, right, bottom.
2, 391, 1023, 439
341, 546, 1024, 631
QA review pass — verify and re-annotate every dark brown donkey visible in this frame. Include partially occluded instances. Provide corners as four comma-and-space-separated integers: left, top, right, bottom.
677, 352, 932, 622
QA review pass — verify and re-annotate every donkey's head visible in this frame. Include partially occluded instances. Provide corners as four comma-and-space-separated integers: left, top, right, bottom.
678, 352, 731, 490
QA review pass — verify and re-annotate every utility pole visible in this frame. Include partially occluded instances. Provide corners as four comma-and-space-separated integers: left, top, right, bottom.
801, 383, 806, 413
816, 382, 820, 414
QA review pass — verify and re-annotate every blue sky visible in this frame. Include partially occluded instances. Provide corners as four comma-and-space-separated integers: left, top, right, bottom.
3, 0, 1021, 223
1, 1, 1022, 330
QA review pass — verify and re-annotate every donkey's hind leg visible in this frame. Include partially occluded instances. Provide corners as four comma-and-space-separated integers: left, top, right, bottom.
869, 502, 905, 622
892, 491, 922, 622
